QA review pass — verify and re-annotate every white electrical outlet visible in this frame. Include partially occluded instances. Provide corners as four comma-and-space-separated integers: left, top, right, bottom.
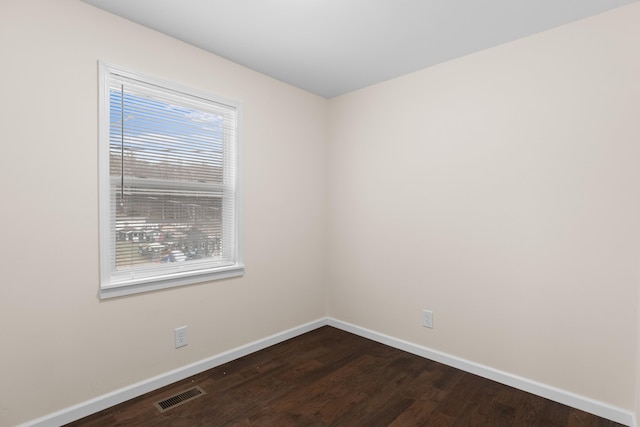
174, 326, 188, 348
422, 309, 433, 329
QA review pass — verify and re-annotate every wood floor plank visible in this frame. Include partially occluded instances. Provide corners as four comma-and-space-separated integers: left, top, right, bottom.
387, 370, 461, 426
65, 326, 626, 427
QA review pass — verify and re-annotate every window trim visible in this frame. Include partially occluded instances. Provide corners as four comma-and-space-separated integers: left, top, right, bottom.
98, 61, 243, 299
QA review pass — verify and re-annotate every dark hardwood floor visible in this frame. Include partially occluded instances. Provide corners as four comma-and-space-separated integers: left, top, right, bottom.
66, 326, 624, 426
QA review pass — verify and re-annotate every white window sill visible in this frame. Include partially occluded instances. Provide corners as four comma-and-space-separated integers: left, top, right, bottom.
99, 265, 244, 299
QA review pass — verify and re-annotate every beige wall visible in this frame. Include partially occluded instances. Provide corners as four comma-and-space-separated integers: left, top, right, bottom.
327, 2, 640, 411
637, 289, 640, 423
3, 0, 640, 425
0, 1, 327, 425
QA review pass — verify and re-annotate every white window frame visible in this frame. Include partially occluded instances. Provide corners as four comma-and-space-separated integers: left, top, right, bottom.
98, 61, 243, 299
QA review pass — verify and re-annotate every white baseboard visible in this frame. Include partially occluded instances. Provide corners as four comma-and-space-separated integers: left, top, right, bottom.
17, 318, 327, 427
19, 317, 635, 427
326, 318, 635, 427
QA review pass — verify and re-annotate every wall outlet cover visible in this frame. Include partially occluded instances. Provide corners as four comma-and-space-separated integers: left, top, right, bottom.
175, 326, 188, 348
422, 310, 433, 329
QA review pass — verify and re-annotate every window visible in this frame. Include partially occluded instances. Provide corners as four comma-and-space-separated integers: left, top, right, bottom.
98, 62, 243, 298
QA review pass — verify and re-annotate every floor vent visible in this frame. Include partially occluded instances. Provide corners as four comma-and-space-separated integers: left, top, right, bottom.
154, 386, 206, 412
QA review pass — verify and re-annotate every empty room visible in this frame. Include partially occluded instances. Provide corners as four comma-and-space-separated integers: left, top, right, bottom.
1, 0, 640, 426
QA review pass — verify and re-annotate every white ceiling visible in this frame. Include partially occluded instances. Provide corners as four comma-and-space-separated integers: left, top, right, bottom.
82, 0, 637, 98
